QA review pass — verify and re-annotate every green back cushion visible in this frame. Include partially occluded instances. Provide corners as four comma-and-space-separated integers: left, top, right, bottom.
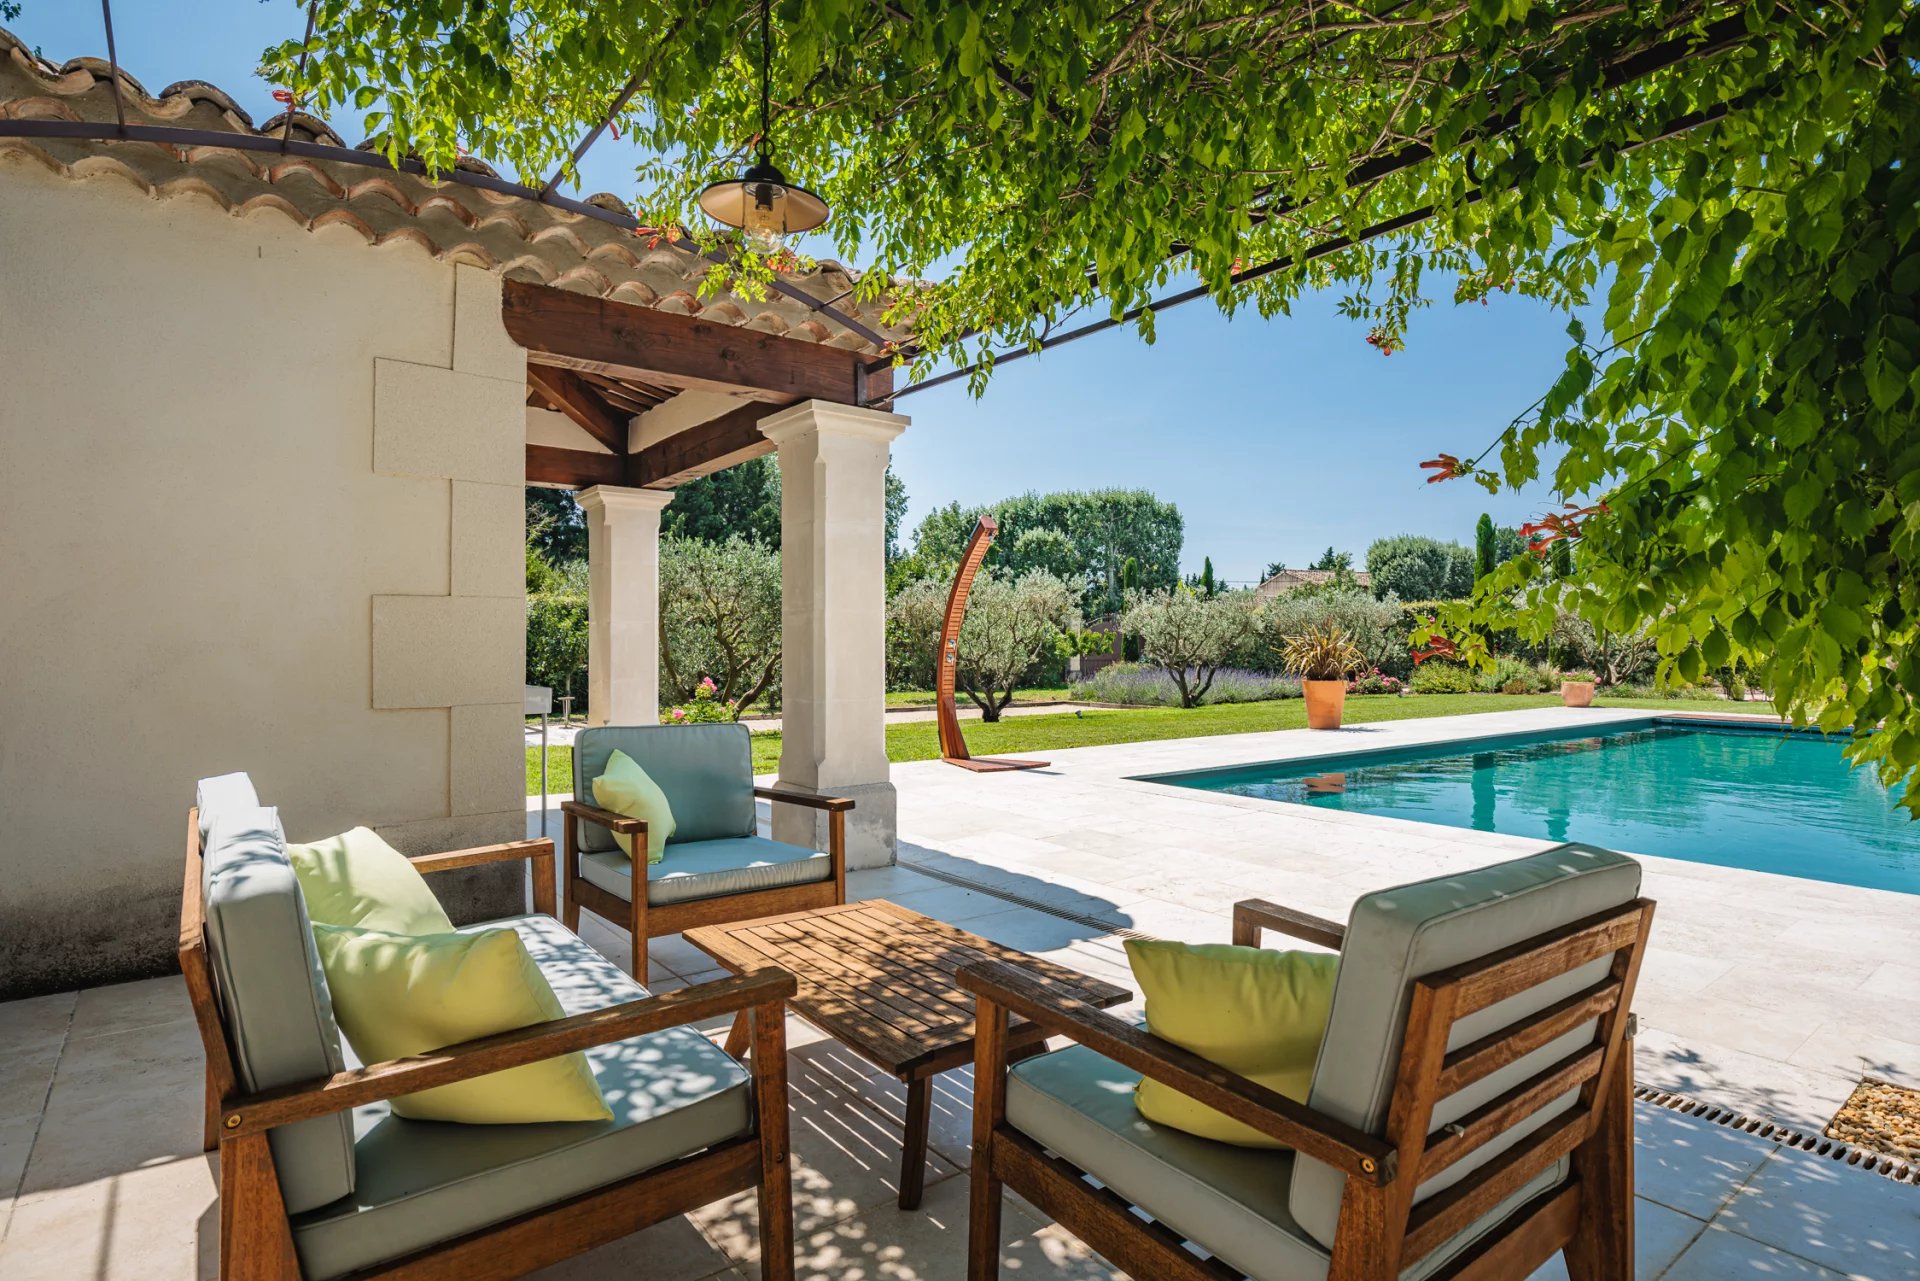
200, 804, 355, 1214
573, 725, 755, 852
1125, 940, 1338, 1148
287, 826, 455, 935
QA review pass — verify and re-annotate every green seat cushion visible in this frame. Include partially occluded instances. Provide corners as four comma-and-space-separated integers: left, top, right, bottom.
1008, 1044, 1571, 1281
199, 803, 355, 1215
1289, 843, 1640, 1248
572, 725, 755, 852
289, 914, 753, 1281
580, 836, 831, 907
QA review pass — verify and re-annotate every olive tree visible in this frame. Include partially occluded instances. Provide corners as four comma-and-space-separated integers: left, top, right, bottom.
1121, 588, 1263, 708
658, 535, 782, 717
889, 570, 1079, 721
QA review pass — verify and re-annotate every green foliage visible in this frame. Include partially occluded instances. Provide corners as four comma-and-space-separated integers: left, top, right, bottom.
889, 569, 1081, 720
526, 490, 586, 567
1366, 535, 1472, 602
1196, 556, 1217, 597
1120, 587, 1263, 707
1310, 547, 1353, 573
274, 0, 1920, 809
1474, 514, 1497, 583
910, 489, 1182, 611
526, 556, 588, 711
662, 456, 782, 547
658, 535, 783, 715
1279, 623, 1364, 681
1409, 661, 1476, 695
1263, 589, 1406, 677
1052, 628, 1114, 662
668, 678, 739, 724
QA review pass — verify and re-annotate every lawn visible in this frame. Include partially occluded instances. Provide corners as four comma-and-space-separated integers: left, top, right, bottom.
884, 685, 1072, 708
527, 692, 1699, 794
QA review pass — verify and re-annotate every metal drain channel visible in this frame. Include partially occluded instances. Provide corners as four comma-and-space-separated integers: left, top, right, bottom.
897, 858, 1920, 1189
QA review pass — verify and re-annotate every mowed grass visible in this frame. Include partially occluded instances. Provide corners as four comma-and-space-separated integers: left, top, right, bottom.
527, 693, 1696, 794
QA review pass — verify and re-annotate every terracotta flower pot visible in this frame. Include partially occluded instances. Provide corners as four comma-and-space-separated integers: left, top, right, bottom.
1561, 680, 1596, 708
1304, 679, 1347, 729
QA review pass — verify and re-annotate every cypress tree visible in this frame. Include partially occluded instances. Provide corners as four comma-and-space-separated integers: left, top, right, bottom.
1474, 513, 1496, 583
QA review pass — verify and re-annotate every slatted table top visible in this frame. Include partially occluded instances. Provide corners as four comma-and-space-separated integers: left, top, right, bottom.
684, 899, 1132, 1078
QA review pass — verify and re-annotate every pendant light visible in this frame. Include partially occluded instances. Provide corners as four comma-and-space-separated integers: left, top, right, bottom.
697, 0, 828, 252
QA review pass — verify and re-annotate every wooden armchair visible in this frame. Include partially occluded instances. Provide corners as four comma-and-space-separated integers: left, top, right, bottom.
961, 844, 1655, 1281
562, 724, 851, 979
184, 789, 800, 1281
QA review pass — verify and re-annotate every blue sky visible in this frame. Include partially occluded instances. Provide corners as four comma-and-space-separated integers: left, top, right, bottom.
15, 2, 1579, 585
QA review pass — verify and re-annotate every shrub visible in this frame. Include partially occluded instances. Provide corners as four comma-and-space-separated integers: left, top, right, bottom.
1348, 668, 1405, 695
1410, 660, 1476, 694
527, 557, 589, 712
667, 678, 738, 724
1081, 663, 1300, 706
1365, 534, 1473, 601
1479, 655, 1556, 694
1261, 588, 1406, 676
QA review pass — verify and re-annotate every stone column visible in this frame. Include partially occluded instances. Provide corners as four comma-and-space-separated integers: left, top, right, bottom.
761, 400, 909, 868
576, 486, 674, 727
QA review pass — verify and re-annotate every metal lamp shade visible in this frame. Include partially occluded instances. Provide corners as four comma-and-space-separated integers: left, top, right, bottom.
697, 161, 829, 252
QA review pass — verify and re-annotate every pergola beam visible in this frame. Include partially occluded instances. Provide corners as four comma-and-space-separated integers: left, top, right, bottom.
503, 279, 885, 407
527, 444, 624, 489
628, 401, 780, 488
525, 366, 629, 454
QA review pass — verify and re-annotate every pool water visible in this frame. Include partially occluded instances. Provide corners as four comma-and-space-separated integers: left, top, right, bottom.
1153, 720, 1919, 894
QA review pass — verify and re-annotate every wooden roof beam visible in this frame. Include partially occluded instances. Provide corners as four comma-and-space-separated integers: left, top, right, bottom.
503, 278, 887, 406
628, 401, 781, 488
526, 366, 629, 454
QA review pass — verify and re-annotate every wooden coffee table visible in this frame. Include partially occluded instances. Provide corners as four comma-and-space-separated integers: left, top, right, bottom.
684, 898, 1131, 1209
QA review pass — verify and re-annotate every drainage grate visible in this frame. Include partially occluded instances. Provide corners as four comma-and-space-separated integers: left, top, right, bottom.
1633, 1086, 1920, 1187
899, 857, 1920, 1189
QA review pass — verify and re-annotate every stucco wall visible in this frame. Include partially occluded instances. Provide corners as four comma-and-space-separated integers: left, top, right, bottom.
0, 163, 530, 998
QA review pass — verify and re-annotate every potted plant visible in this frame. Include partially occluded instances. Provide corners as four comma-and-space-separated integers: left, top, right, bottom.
1281, 624, 1364, 729
1559, 669, 1598, 708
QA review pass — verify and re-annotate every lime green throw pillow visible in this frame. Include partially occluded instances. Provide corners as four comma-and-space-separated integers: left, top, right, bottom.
313, 924, 611, 1124
591, 748, 675, 864
288, 826, 453, 936
1124, 939, 1339, 1148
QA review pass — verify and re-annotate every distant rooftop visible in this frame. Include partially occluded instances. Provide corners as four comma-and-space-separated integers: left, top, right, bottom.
1255, 567, 1373, 597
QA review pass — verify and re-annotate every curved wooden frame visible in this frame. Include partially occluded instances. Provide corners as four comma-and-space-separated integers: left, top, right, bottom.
935, 516, 1047, 773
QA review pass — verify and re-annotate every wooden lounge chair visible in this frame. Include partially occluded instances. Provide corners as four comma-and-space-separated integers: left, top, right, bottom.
182, 773, 798, 1280
561, 724, 851, 979
961, 843, 1654, 1281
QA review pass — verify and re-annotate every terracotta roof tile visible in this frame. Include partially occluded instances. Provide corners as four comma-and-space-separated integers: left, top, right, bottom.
0, 26, 916, 356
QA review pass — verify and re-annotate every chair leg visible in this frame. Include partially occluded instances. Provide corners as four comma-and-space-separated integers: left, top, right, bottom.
630, 887, 648, 983
1564, 1037, 1636, 1281
560, 811, 581, 931
218, 1132, 302, 1280
203, 1071, 220, 1153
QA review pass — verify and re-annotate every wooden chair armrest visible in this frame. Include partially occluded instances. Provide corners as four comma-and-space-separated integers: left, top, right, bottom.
753, 786, 856, 813
221, 968, 797, 1140
957, 959, 1395, 1185
560, 798, 648, 836
1232, 898, 1346, 950
408, 838, 553, 875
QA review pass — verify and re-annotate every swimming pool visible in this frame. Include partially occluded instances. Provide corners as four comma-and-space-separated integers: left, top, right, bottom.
1148, 718, 1919, 894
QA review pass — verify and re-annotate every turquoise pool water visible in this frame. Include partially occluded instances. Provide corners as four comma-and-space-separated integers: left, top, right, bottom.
1152, 719, 1919, 894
